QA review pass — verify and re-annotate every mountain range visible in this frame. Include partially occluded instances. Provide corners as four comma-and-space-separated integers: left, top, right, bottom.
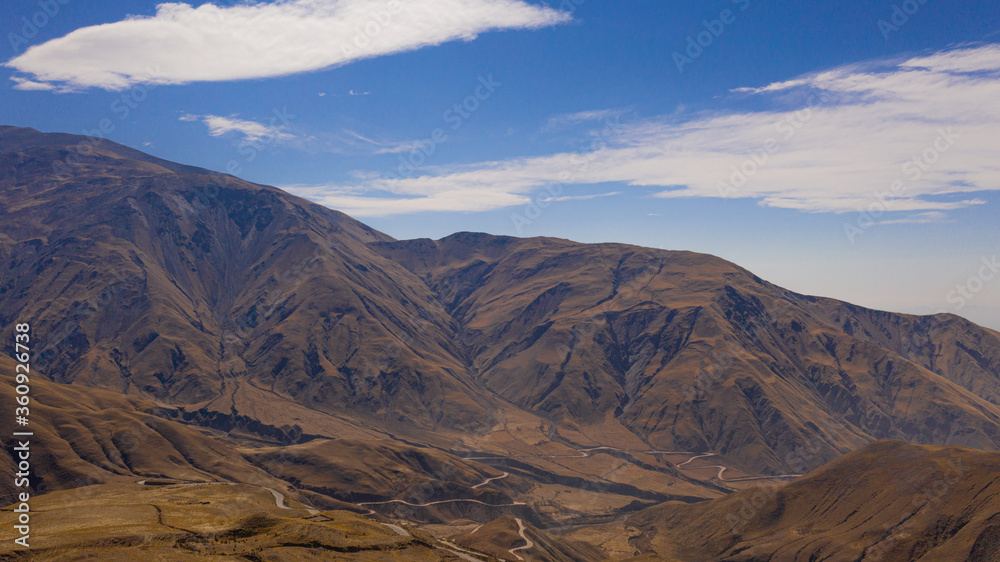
3, 125, 1000, 560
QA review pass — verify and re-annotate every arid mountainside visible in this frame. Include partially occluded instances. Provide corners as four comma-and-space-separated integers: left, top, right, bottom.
375, 234, 1000, 473
0, 125, 496, 442
3, 124, 1000, 478
0, 355, 299, 503
6, 126, 1000, 560
629, 440, 1000, 561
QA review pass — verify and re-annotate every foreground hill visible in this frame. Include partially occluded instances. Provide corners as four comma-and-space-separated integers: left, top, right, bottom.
8, 442, 999, 561
629, 440, 1000, 561
0, 482, 483, 560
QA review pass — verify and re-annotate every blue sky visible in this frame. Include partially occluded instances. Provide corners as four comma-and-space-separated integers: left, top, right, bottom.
3, 0, 1000, 329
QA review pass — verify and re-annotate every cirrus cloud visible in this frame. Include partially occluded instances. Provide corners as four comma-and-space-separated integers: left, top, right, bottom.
5, 0, 571, 91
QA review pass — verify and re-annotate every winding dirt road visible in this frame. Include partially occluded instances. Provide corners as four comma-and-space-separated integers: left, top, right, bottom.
675, 453, 800, 482
465, 446, 696, 461
356, 471, 523, 511
472, 471, 509, 489
508, 517, 534, 561
266, 486, 319, 515
357, 498, 527, 508
138, 480, 321, 514
138, 479, 485, 560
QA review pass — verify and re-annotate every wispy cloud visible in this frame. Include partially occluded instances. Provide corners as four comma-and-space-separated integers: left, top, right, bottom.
180, 114, 293, 144
287, 44, 1000, 218
875, 211, 951, 225
542, 108, 628, 132
6, 0, 571, 91
540, 191, 621, 203
10, 77, 54, 91
339, 129, 421, 154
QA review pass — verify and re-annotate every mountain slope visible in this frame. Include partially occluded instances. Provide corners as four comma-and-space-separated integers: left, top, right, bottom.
629, 440, 1000, 561
0, 126, 496, 439
0, 355, 289, 503
374, 233, 1000, 473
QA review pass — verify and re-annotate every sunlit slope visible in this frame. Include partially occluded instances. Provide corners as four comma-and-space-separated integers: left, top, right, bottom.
0, 125, 496, 439
0, 482, 470, 560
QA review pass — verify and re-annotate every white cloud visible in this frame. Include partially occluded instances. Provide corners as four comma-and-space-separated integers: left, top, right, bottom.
874, 211, 951, 225
283, 183, 527, 214
5, 0, 570, 91
181, 114, 294, 143
10, 77, 54, 91
286, 44, 1000, 218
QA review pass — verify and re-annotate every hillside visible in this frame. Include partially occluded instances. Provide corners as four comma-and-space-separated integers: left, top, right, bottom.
629, 440, 1000, 561
0, 481, 484, 560
375, 233, 1000, 473
0, 125, 496, 440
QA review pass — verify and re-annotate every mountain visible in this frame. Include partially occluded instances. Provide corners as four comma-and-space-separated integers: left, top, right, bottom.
628, 440, 1000, 561
374, 233, 1000, 473
4, 125, 1000, 559
0, 125, 497, 441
